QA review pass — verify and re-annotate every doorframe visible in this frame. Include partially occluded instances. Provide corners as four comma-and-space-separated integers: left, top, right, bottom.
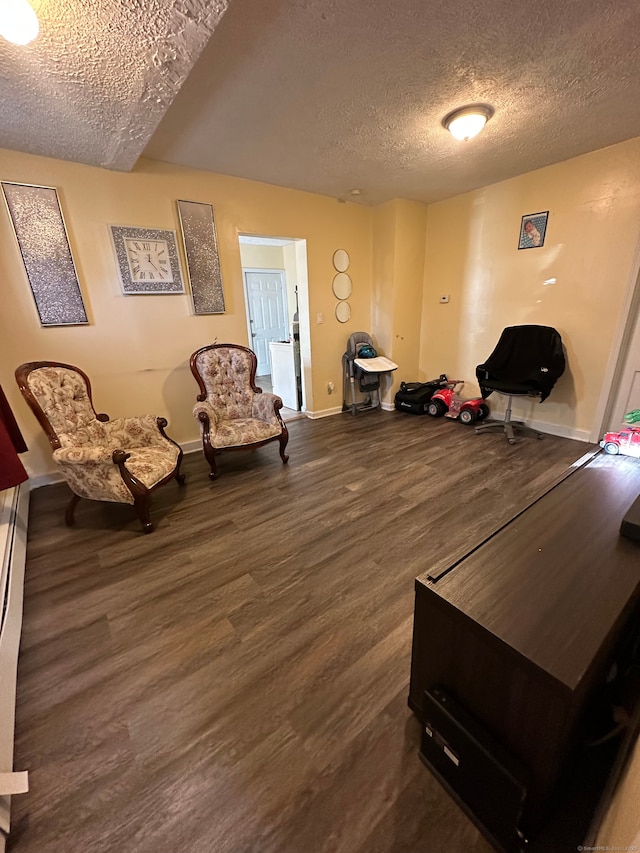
592, 230, 640, 442
242, 268, 289, 376
238, 236, 312, 414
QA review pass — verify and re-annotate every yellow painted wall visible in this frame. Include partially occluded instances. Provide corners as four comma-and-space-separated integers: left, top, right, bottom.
0, 150, 372, 478
372, 199, 428, 402
238, 244, 284, 270
5, 138, 640, 477
389, 199, 428, 396
372, 201, 397, 357
420, 138, 640, 438
282, 242, 301, 328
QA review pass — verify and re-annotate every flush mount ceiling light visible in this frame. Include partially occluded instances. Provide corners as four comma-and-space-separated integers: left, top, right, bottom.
0, 0, 39, 45
443, 105, 494, 141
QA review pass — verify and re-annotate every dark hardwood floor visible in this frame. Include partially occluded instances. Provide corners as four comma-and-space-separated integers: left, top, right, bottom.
8, 411, 594, 853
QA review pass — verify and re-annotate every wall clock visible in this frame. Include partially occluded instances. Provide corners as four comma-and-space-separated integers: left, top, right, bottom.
110, 225, 185, 294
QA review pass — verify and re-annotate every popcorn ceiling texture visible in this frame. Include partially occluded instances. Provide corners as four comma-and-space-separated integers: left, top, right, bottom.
144, 0, 640, 204
2, 0, 640, 202
0, 0, 228, 171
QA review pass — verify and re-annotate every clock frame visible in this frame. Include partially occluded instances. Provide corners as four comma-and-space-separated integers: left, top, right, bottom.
110, 225, 185, 294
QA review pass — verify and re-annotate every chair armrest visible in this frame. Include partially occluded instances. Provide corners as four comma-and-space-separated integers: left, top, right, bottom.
252, 392, 283, 425
193, 401, 218, 436
103, 415, 167, 448
52, 446, 120, 464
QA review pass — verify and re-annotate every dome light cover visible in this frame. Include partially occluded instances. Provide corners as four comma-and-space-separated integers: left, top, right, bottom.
443, 105, 494, 141
0, 0, 39, 45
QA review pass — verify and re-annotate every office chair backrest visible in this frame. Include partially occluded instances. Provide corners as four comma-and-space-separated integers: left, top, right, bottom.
476, 325, 565, 402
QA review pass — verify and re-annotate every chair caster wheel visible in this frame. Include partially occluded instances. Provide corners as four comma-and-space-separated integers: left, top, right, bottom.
508, 439, 516, 445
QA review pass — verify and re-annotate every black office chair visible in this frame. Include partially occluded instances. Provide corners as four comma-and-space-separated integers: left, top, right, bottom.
474, 325, 565, 444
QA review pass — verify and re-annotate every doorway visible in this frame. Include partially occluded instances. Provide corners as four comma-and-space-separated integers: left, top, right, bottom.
239, 235, 310, 418
243, 269, 289, 375
597, 242, 640, 440
604, 288, 640, 430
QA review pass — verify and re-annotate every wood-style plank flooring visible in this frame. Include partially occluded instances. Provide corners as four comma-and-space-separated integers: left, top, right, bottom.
8, 411, 594, 853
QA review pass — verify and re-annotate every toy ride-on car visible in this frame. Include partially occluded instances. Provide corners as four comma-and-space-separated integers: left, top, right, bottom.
427, 381, 489, 425
600, 426, 640, 458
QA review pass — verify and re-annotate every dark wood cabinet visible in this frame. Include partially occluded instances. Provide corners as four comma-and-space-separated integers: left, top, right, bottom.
408, 452, 640, 850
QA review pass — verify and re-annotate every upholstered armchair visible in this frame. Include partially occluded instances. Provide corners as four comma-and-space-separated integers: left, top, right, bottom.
15, 361, 184, 533
190, 343, 289, 480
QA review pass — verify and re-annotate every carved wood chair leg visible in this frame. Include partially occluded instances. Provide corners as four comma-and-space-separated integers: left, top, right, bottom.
202, 444, 218, 480
279, 433, 289, 464
65, 493, 80, 526
174, 447, 185, 485
133, 495, 154, 533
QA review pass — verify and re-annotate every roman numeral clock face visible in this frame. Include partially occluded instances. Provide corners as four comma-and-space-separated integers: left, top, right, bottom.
124, 239, 174, 283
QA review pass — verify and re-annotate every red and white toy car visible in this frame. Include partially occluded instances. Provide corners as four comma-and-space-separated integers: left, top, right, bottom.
427, 381, 490, 425
600, 426, 640, 458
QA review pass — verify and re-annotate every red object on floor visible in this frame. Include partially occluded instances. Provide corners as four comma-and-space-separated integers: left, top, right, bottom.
0, 384, 28, 490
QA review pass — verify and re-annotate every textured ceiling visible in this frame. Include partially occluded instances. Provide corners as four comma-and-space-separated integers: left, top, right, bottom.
145, 0, 640, 204
0, 0, 228, 170
2, 0, 640, 204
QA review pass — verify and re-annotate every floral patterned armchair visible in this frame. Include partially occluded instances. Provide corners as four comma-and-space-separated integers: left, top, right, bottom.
190, 343, 289, 480
15, 361, 185, 533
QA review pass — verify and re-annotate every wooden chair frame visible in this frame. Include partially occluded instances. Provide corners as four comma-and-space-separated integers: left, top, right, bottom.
190, 343, 289, 480
15, 360, 185, 533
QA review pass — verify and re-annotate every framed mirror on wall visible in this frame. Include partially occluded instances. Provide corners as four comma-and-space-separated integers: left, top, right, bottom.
333, 249, 350, 272
333, 249, 351, 323
332, 272, 352, 300
2, 181, 89, 326
336, 301, 351, 323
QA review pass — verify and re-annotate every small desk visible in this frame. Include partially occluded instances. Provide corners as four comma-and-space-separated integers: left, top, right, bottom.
408, 452, 640, 850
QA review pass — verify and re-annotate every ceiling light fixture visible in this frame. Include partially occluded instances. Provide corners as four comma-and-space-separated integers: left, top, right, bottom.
443, 105, 494, 141
0, 0, 39, 45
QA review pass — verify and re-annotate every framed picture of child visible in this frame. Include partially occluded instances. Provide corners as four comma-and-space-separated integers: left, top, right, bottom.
518, 211, 549, 249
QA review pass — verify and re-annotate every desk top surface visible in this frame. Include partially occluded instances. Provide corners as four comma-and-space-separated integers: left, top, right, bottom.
418, 452, 640, 688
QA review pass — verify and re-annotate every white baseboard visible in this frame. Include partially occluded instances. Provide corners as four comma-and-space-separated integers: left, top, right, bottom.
180, 439, 202, 455
527, 419, 591, 442
310, 401, 401, 417
28, 471, 64, 489
485, 413, 591, 442
305, 406, 344, 419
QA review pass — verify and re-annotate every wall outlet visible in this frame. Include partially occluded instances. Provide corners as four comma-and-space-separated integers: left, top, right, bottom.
316, 312, 324, 324
439, 294, 450, 304
328, 381, 335, 394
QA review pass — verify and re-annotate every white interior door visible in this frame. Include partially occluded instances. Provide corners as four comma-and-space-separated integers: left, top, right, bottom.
607, 301, 640, 429
243, 270, 289, 375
